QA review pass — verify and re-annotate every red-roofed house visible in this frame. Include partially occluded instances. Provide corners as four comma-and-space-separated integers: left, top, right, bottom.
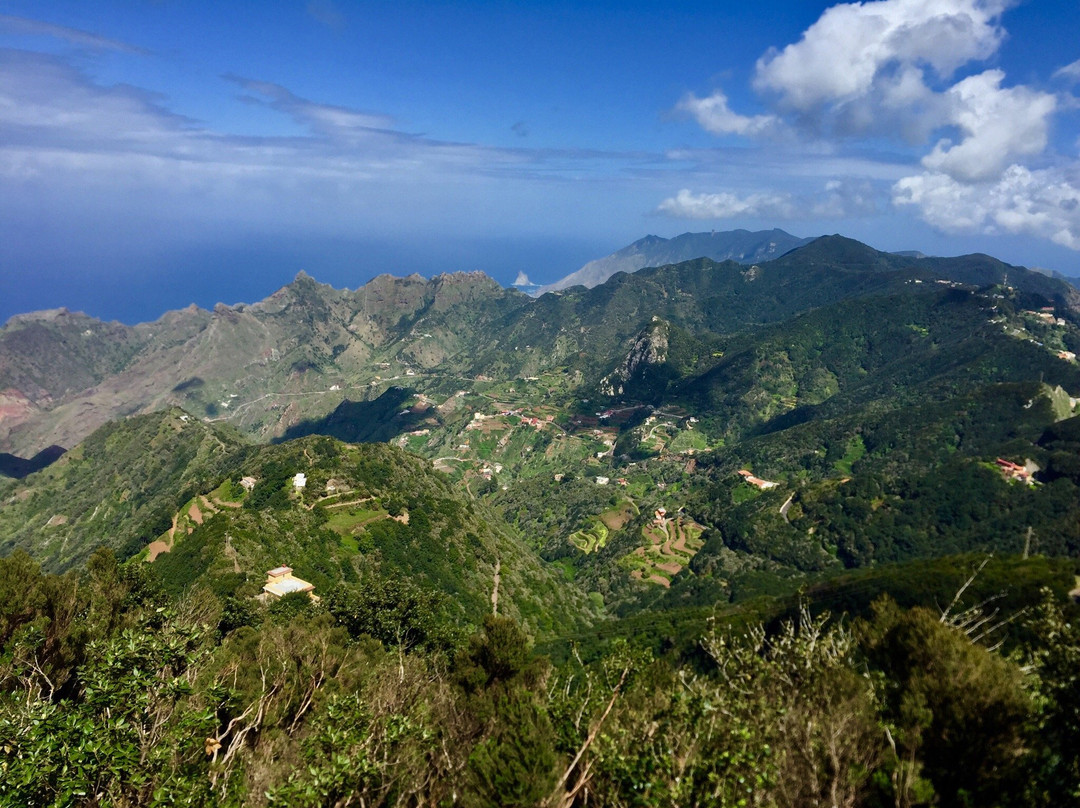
995, 458, 1032, 483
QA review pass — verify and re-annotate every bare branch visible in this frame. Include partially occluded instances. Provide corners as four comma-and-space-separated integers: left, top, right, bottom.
940, 555, 992, 623
554, 665, 629, 804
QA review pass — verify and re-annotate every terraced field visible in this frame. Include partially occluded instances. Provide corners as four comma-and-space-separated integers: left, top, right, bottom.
145, 489, 239, 562
622, 514, 705, 587
599, 500, 637, 531
569, 521, 609, 553
570, 500, 639, 553
315, 492, 392, 551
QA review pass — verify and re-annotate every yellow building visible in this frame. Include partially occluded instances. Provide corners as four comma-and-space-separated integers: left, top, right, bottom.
262, 565, 316, 599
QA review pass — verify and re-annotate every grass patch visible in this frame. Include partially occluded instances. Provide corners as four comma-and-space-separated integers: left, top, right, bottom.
474, 435, 497, 460
551, 557, 578, 581
599, 500, 637, 531
405, 433, 430, 452
212, 479, 245, 503
732, 483, 762, 504
834, 435, 866, 476
325, 507, 386, 535
669, 429, 709, 453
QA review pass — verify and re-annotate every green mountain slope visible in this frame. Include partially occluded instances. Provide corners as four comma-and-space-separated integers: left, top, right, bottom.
0, 409, 597, 635
672, 287, 1080, 441
466, 237, 1079, 383
479, 280, 1080, 612
0, 409, 246, 571
5, 233, 1080, 628
154, 435, 597, 634
3, 235, 1076, 462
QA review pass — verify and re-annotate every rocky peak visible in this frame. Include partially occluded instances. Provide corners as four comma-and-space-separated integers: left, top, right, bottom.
600, 318, 670, 396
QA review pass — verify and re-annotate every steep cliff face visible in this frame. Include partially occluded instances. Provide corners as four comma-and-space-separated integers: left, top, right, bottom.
600, 318, 670, 396
0, 309, 144, 406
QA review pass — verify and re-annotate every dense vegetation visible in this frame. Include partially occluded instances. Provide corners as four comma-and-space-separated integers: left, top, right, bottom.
1, 549, 1077, 807
1, 414, 597, 639
0, 410, 246, 571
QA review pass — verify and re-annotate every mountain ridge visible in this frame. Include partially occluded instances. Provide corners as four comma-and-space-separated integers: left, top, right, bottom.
538, 228, 814, 293
1, 235, 1077, 460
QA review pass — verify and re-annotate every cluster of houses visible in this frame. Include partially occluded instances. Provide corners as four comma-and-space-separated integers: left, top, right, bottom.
1023, 308, 1067, 326
479, 463, 504, 481
465, 412, 493, 430
497, 408, 554, 429
592, 476, 629, 486
237, 473, 308, 492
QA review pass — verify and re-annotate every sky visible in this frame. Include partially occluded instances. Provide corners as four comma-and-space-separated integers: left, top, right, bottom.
1, 0, 1079, 324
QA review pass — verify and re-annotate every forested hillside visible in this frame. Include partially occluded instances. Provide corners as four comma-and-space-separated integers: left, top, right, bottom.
0, 412, 596, 638
1, 548, 1077, 806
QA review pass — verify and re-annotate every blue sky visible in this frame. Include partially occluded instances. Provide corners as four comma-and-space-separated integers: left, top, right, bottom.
1, 0, 1079, 323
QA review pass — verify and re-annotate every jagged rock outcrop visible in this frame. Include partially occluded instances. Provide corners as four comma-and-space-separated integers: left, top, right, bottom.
601, 318, 670, 396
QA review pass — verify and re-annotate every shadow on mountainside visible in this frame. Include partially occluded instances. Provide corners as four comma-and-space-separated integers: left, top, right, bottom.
0, 445, 67, 479
276, 386, 437, 445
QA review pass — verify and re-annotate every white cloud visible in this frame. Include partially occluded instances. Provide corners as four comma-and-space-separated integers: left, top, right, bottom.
0, 47, 666, 250
746, 0, 1019, 144
1053, 58, 1080, 82
678, 0, 1064, 161
658, 188, 795, 219
894, 164, 1080, 248
227, 76, 397, 138
813, 179, 881, 217
754, 0, 1007, 111
678, 1, 1030, 150
663, 147, 911, 183
921, 70, 1056, 181
0, 49, 523, 189
0, 49, 654, 197
0, 50, 200, 150
672, 0, 1080, 252
676, 90, 777, 137
0, 14, 147, 53
658, 179, 879, 221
